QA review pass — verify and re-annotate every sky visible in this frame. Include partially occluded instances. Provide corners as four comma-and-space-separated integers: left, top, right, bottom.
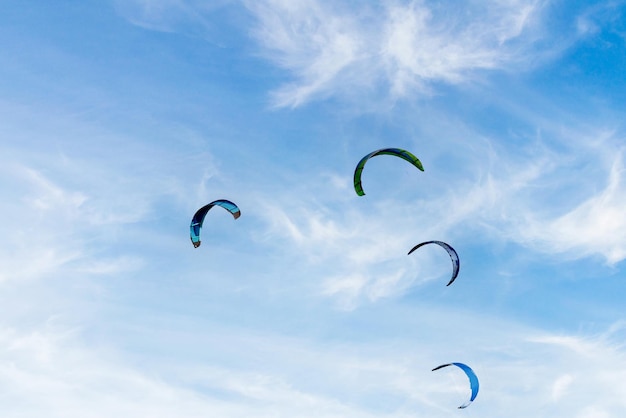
0, 0, 625, 416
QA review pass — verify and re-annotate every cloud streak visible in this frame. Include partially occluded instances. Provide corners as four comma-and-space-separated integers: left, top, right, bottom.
247, 0, 550, 107
2, 308, 626, 417
517, 149, 626, 265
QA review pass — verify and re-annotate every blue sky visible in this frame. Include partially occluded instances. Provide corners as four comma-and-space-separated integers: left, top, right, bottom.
1, 0, 625, 416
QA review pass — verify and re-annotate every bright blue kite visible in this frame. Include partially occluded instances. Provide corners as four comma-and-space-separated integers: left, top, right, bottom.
408, 241, 460, 286
432, 362, 479, 409
190, 199, 241, 248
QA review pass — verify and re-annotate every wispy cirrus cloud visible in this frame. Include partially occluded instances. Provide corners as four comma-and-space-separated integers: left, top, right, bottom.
575, 0, 626, 37
2, 306, 626, 417
245, 0, 367, 107
0, 166, 147, 284
253, 190, 451, 308
113, 0, 609, 110
113, 0, 235, 34
515, 149, 626, 265
435, 135, 626, 266
112, 0, 246, 50
246, 0, 550, 107
379, 0, 545, 95
249, 118, 624, 308
0, 164, 87, 283
0, 117, 199, 285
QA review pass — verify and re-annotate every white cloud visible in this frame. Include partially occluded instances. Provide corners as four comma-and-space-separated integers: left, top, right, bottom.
254, 193, 454, 307
0, 162, 152, 283
390, 119, 626, 267
380, 0, 539, 95
551, 373, 574, 401
321, 273, 367, 307
575, 1, 626, 38
247, 0, 548, 107
113, 0, 235, 35
510, 149, 626, 265
321, 267, 412, 311
0, 156, 178, 285
246, 0, 366, 107
245, 117, 625, 311
3, 310, 626, 417
0, 165, 87, 283
72, 256, 144, 275
0, 327, 232, 418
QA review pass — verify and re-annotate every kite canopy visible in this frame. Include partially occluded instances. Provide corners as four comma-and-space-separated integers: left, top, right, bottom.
408, 241, 460, 286
432, 362, 479, 409
190, 199, 241, 248
353, 148, 424, 196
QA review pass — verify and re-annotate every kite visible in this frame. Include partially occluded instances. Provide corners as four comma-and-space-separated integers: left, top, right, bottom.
190, 199, 241, 248
353, 148, 424, 196
407, 241, 460, 286
432, 362, 479, 409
